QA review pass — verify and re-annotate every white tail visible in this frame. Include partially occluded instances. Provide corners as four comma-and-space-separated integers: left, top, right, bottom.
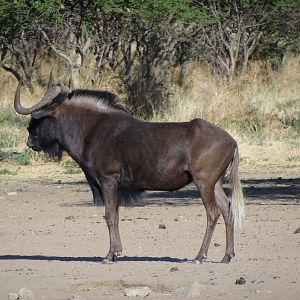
229, 147, 245, 229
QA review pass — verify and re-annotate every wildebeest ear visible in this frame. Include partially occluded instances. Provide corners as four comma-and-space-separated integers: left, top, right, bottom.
31, 107, 56, 119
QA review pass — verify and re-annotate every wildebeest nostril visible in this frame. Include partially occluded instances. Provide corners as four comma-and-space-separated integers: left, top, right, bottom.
27, 138, 34, 148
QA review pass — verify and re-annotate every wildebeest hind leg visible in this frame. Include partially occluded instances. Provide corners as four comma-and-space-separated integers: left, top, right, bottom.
101, 178, 122, 262
214, 179, 235, 263
194, 181, 220, 262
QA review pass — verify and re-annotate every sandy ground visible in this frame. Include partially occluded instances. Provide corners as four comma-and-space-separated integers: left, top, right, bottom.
0, 170, 299, 300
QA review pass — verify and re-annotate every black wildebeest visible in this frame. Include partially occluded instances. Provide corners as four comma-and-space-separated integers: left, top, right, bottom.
14, 81, 244, 263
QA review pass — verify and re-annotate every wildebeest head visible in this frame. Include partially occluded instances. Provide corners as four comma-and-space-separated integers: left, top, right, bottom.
14, 81, 69, 160
26, 117, 63, 160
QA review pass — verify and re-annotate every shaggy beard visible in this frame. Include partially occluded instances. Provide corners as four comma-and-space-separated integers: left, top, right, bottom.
43, 143, 63, 161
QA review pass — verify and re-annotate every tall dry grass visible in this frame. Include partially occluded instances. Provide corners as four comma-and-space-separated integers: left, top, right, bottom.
152, 56, 300, 171
154, 56, 300, 128
0, 56, 299, 173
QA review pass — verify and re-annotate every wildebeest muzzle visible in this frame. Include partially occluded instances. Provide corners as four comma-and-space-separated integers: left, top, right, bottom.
27, 137, 41, 151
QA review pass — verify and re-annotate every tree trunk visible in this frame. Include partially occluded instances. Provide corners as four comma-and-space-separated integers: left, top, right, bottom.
69, 51, 82, 89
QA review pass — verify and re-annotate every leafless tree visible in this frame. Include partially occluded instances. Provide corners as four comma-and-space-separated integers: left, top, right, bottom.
0, 34, 40, 93
193, 0, 267, 82
36, 3, 92, 88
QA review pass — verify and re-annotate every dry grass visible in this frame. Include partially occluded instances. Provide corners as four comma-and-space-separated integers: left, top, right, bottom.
154, 56, 300, 125
0, 56, 299, 174
152, 56, 300, 172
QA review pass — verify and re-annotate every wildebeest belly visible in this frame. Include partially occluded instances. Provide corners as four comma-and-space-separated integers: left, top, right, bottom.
116, 124, 193, 190
119, 164, 192, 191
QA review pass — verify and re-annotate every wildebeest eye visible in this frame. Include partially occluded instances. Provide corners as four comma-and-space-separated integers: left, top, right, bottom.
33, 136, 38, 142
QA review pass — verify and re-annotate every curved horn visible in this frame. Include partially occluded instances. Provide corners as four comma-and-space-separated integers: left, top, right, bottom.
14, 81, 29, 115
14, 81, 64, 115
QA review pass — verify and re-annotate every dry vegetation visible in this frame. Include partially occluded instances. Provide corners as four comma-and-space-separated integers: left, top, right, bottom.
154, 56, 300, 172
0, 56, 299, 176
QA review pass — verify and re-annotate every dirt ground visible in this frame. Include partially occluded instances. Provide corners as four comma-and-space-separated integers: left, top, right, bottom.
0, 168, 299, 300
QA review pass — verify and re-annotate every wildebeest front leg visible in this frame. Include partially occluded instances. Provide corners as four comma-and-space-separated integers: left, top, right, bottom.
101, 178, 122, 262
84, 172, 102, 205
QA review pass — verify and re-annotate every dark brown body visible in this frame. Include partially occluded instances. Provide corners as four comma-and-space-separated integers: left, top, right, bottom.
14, 83, 244, 263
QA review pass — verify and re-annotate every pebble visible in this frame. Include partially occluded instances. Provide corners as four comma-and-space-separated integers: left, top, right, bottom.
17, 288, 34, 300
235, 277, 246, 285
159, 223, 166, 229
170, 266, 179, 272
214, 243, 221, 247
7, 192, 17, 196
294, 227, 300, 234
124, 287, 152, 297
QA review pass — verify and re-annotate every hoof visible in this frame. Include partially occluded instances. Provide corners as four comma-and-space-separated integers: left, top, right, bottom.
221, 254, 234, 263
194, 254, 207, 263
104, 251, 122, 263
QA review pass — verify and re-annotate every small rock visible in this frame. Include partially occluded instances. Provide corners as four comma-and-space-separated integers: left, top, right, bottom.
174, 217, 179, 222
214, 243, 221, 247
17, 288, 34, 300
159, 223, 166, 229
124, 287, 152, 297
8, 293, 18, 300
7, 192, 17, 196
294, 227, 300, 234
235, 277, 246, 285
170, 266, 179, 272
